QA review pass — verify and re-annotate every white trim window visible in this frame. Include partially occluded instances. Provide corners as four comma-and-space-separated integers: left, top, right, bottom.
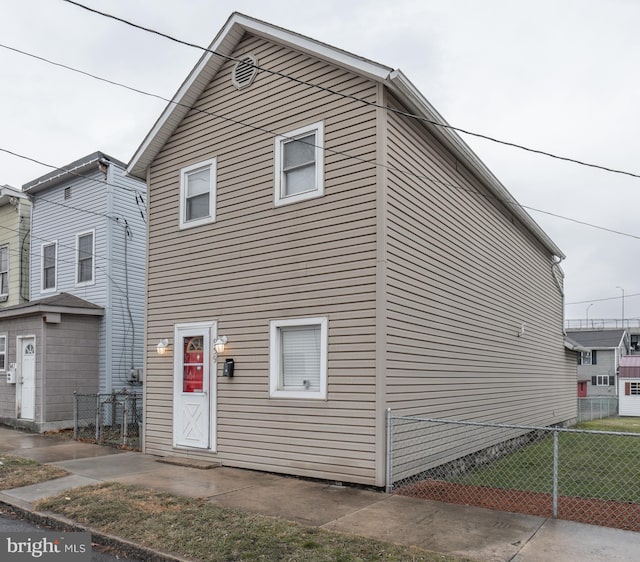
269, 317, 327, 399
0, 245, 8, 298
0, 334, 6, 371
41, 242, 57, 292
76, 230, 95, 286
179, 158, 217, 229
274, 121, 324, 207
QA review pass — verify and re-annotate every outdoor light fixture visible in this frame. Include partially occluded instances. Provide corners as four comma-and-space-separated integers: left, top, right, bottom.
156, 338, 170, 355
214, 336, 228, 355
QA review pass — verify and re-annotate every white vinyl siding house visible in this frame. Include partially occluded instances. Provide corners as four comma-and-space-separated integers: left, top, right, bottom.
128, 13, 576, 487
24, 152, 146, 393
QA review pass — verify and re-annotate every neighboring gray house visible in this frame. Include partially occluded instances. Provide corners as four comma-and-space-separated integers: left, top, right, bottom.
566, 329, 628, 398
128, 13, 577, 487
0, 293, 103, 432
23, 152, 146, 393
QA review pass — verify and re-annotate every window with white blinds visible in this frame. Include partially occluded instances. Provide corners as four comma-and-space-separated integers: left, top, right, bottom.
269, 317, 327, 399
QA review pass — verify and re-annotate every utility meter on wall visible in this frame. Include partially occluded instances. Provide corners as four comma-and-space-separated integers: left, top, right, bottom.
6, 363, 16, 384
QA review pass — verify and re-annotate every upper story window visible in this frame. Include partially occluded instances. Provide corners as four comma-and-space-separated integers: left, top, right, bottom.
274, 121, 324, 207
0, 245, 8, 297
579, 350, 597, 365
269, 316, 327, 400
76, 230, 95, 286
0, 335, 5, 371
179, 158, 216, 229
42, 242, 57, 292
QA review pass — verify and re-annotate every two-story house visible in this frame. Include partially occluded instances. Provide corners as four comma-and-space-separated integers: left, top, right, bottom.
127, 13, 577, 487
23, 151, 147, 394
0, 185, 31, 307
566, 329, 628, 397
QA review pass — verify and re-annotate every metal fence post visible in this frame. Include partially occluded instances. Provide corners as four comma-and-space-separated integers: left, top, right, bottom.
386, 408, 393, 493
95, 394, 100, 443
122, 393, 128, 446
73, 391, 78, 439
552, 430, 559, 518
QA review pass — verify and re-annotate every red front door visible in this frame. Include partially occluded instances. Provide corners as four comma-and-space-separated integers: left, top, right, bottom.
577, 381, 587, 397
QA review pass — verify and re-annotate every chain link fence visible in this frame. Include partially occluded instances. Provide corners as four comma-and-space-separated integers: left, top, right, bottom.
74, 390, 142, 450
387, 413, 640, 531
577, 397, 618, 422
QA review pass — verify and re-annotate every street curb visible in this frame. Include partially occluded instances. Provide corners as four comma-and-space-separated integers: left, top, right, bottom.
0, 497, 193, 562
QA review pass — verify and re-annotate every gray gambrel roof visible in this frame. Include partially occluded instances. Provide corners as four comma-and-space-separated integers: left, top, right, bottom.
565, 329, 626, 349
127, 12, 564, 260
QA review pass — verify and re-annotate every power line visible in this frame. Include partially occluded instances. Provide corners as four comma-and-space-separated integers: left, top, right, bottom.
3, 43, 640, 243
61, 0, 640, 181
520, 206, 640, 240
0, 146, 144, 196
565, 292, 640, 306
0, 146, 147, 224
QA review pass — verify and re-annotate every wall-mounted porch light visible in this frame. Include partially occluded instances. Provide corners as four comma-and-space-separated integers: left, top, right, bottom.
214, 336, 228, 355
156, 338, 170, 355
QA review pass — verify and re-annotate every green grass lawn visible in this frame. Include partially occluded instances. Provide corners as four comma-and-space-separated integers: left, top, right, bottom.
451, 418, 640, 502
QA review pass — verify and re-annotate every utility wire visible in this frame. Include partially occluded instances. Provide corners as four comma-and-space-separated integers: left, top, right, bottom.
61, 0, 640, 180
2, 44, 639, 243
0, 146, 146, 223
0, 146, 144, 197
565, 293, 640, 306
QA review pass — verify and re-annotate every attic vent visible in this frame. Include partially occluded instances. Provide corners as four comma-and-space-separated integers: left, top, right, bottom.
64, 187, 71, 200
232, 54, 258, 90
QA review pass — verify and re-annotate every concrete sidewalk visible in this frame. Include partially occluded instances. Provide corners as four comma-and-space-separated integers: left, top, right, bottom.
0, 426, 637, 561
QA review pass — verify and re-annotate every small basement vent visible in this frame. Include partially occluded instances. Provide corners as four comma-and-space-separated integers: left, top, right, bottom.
232, 54, 258, 90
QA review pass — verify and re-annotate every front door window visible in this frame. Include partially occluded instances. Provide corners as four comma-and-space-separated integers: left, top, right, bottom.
183, 336, 204, 393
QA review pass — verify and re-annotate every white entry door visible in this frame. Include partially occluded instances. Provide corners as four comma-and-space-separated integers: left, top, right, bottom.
18, 337, 36, 420
173, 322, 217, 450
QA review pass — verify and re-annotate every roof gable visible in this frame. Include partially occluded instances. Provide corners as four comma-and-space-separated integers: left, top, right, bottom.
127, 12, 563, 260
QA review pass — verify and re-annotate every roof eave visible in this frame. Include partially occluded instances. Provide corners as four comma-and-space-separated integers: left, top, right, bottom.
0, 302, 105, 320
385, 70, 565, 260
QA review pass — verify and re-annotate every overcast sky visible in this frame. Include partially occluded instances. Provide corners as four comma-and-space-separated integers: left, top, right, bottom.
1, 0, 637, 322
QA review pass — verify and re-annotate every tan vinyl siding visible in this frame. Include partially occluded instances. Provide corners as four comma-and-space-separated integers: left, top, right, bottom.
145, 34, 379, 484
384, 95, 576, 429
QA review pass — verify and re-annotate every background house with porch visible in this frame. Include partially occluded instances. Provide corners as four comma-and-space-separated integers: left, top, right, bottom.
566, 329, 627, 398
128, 13, 577, 487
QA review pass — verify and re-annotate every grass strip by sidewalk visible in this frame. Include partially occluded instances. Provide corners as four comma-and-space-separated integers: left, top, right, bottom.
0, 455, 68, 490
36, 482, 466, 562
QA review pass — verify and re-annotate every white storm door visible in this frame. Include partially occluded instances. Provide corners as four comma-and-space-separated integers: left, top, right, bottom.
19, 337, 36, 420
173, 323, 216, 449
